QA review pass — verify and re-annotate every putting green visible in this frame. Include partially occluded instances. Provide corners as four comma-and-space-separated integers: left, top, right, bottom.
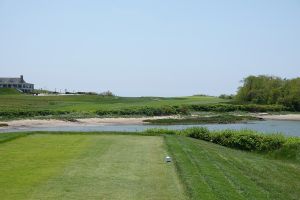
0, 134, 186, 200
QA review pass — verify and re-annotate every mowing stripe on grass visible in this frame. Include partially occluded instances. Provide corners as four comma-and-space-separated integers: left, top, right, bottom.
29, 135, 186, 200
165, 135, 300, 200
0, 134, 92, 200
168, 136, 245, 200
0, 134, 186, 200
178, 140, 246, 200
185, 138, 269, 200
0, 132, 30, 144
165, 135, 217, 200
228, 154, 300, 199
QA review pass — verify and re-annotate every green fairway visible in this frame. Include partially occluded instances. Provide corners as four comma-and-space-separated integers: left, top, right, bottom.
165, 135, 300, 200
0, 95, 225, 112
0, 134, 186, 200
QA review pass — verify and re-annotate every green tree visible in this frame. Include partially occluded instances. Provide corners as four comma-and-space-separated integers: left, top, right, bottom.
236, 75, 300, 111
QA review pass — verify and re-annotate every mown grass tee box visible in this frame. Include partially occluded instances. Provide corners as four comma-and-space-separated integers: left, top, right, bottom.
0, 133, 186, 200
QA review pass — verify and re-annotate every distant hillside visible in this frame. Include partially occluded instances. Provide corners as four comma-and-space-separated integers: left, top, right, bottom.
0, 88, 22, 95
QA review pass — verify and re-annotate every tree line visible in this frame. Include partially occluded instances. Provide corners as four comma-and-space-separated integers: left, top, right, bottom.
236, 75, 300, 111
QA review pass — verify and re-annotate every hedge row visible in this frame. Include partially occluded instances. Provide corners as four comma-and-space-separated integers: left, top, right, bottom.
0, 103, 290, 119
145, 127, 287, 152
182, 127, 285, 152
0, 110, 71, 118
95, 104, 288, 116
95, 105, 190, 116
187, 104, 288, 112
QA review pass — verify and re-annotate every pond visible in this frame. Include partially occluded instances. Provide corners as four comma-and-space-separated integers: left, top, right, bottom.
1, 120, 300, 137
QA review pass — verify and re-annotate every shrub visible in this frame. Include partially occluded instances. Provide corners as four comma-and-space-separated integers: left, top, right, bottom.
176, 128, 287, 152
182, 127, 211, 140
219, 94, 234, 99
93, 103, 289, 117
95, 105, 183, 117
208, 130, 286, 152
0, 110, 71, 119
187, 104, 288, 112
142, 127, 297, 159
99, 90, 115, 96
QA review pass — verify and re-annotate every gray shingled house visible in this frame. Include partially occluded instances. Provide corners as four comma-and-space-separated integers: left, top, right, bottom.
0, 75, 34, 93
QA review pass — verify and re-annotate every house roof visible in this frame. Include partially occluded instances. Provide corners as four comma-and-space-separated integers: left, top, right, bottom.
0, 77, 32, 84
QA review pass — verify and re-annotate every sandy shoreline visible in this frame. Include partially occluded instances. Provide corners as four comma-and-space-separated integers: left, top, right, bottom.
257, 114, 300, 121
0, 116, 178, 130
0, 114, 300, 130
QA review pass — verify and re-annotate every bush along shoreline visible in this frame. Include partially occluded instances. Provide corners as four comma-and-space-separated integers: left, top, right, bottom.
145, 127, 300, 162
182, 127, 285, 152
95, 104, 289, 116
143, 114, 261, 125
0, 103, 290, 120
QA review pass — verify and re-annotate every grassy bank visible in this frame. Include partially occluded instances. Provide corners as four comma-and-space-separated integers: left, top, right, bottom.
144, 114, 260, 125
0, 88, 21, 95
165, 135, 300, 200
146, 127, 300, 161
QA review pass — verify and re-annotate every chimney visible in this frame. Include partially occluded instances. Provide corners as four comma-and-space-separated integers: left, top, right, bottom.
20, 75, 24, 82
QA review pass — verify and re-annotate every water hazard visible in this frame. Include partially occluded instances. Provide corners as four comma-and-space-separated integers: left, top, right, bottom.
1, 120, 300, 137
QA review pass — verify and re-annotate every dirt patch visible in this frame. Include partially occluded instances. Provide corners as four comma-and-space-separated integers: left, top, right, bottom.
0, 123, 8, 127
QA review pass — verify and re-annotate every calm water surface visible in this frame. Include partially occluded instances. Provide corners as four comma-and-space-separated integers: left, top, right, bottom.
1, 120, 300, 136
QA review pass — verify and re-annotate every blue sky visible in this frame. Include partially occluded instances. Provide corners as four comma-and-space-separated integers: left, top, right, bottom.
0, 0, 299, 96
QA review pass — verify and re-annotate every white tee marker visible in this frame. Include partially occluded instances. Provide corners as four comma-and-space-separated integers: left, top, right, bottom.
165, 156, 172, 163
